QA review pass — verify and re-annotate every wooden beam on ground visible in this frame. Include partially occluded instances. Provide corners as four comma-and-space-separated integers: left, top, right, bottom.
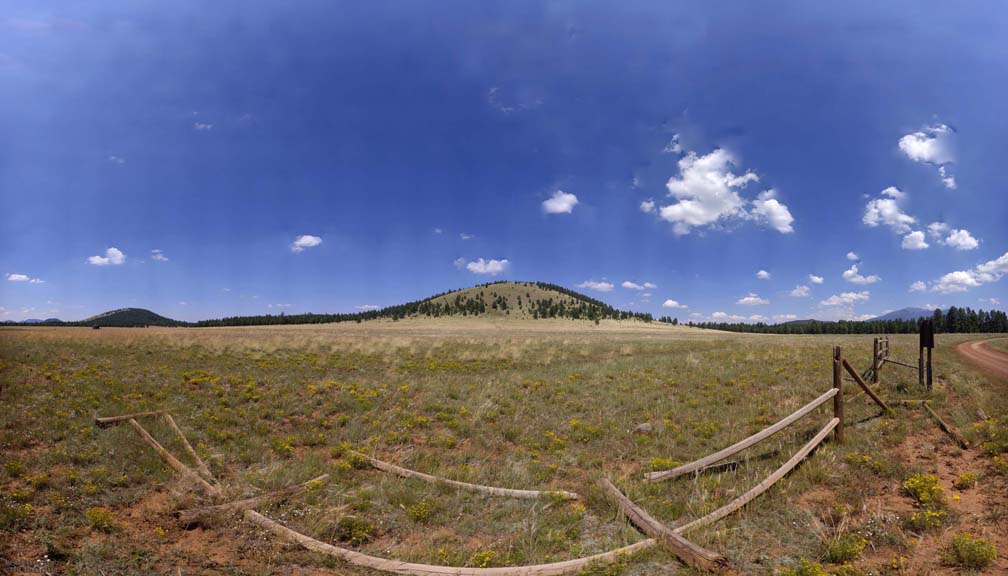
673, 418, 839, 535
163, 413, 215, 483
245, 509, 657, 576
598, 478, 735, 574
94, 409, 166, 426
128, 419, 222, 499
921, 402, 970, 449
350, 450, 578, 500
841, 358, 891, 413
644, 388, 838, 482
176, 474, 329, 527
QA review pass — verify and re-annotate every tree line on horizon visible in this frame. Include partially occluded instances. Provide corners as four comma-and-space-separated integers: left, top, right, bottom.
661, 306, 1008, 334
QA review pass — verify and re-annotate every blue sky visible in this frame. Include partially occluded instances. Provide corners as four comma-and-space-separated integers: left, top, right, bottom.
2, 1, 1007, 322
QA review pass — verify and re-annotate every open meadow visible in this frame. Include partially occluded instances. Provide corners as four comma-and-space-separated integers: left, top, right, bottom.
2, 320, 1007, 575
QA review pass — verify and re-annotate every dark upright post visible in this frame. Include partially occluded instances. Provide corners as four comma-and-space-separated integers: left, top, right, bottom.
872, 337, 880, 384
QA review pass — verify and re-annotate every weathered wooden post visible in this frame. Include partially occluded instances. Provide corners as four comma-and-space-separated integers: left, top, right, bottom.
872, 337, 880, 384
833, 346, 844, 444
919, 319, 934, 390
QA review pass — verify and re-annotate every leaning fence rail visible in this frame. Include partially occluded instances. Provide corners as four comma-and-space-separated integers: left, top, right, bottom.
645, 388, 838, 482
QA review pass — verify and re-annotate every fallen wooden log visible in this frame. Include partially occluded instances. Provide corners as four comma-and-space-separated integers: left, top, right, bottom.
645, 388, 837, 482
128, 419, 222, 499
598, 478, 735, 574
350, 450, 579, 500
841, 358, 891, 412
177, 474, 329, 527
674, 418, 839, 534
163, 413, 215, 483
921, 402, 970, 449
245, 509, 656, 576
95, 410, 166, 426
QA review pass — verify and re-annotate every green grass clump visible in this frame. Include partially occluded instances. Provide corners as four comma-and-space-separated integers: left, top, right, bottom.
333, 516, 376, 546
825, 533, 867, 564
943, 533, 997, 569
84, 506, 117, 532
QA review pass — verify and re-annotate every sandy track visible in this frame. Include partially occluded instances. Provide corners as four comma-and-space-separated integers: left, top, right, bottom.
956, 337, 1008, 380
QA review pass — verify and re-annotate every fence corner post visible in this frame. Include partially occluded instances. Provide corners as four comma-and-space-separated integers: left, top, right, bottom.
833, 346, 844, 444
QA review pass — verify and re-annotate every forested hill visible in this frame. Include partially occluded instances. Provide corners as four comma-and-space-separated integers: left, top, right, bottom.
192, 281, 653, 327
671, 306, 1008, 334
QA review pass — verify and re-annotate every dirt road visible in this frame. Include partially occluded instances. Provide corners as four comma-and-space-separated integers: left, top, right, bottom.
956, 337, 1008, 380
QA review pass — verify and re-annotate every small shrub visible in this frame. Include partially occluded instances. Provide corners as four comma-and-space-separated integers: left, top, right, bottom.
467, 549, 499, 568
4, 460, 24, 478
407, 500, 434, 523
904, 508, 947, 531
825, 533, 867, 563
943, 533, 997, 569
780, 558, 829, 576
333, 516, 376, 546
903, 473, 945, 508
85, 507, 117, 532
953, 472, 978, 489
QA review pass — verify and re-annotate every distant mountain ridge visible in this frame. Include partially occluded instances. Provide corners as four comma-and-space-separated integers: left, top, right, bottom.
869, 307, 938, 322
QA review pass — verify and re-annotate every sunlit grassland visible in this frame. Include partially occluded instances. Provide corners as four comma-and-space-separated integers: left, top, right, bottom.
0, 321, 1000, 575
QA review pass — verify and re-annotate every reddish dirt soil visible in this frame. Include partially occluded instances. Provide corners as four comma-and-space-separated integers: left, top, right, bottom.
956, 338, 1008, 381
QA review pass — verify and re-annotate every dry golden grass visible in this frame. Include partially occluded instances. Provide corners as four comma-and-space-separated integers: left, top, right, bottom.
0, 320, 1004, 575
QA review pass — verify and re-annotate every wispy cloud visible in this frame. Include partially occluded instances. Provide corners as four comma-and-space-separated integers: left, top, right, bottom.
736, 293, 769, 306
577, 280, 614, 292
150, 249, 168, 262
6, 273, 45, 284
290, 235, 322, 253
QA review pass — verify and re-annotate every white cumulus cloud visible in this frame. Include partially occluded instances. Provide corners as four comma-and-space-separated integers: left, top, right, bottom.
662, 299, 687, 309
928, 251, 1008, 294
808, 274, 824, 284
901, 231, 929, 250
898, 123, 957, 189
652, 148, 794, 235
820, 291, 870, 306
944, 229, 979, 251
756, 270, 771, 280
863, 187, 916, 234
542, 190, 579, 214
843, 264, 881, 285
577, 280, 614, 292
736, 293, 769, 306
750, 189, 795, 233
87, 247, 126, 266
465, 258, 510, 276
847, 252, 860, 261
290, 235, 322, 253
909, 281, 927, 292
639, 199, 655, 214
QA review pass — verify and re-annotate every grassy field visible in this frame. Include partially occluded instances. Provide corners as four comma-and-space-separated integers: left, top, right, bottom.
985, 337, 1008, 355
2, 320, 1006, 575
